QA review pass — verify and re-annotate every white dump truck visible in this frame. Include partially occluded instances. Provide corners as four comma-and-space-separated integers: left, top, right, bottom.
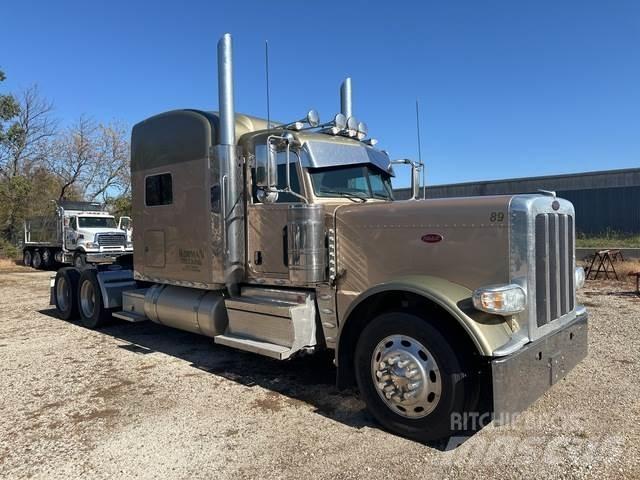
24, 200, 133, 269
49, 34, 587, 442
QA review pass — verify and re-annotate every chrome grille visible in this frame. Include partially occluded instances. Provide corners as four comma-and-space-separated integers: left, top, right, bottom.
535, 213, 574, 327
97, 233, 126, 247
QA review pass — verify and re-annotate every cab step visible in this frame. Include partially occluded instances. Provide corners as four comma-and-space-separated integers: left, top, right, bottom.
112, 310, 147, 323
214, 334, 294, 360
218, 286, 317, 360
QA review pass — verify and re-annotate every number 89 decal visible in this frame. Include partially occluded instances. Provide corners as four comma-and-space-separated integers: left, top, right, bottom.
490, 211, 505, 222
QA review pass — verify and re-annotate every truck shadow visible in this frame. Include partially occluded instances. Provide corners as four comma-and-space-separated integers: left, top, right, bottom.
39, 308, 471, 450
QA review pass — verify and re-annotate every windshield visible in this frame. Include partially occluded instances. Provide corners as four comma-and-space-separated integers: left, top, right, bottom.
309, 164, 394, 200
78, 216, 117, 229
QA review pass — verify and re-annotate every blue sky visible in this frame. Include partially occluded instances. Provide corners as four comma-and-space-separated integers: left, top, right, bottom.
2, 0, 638, 187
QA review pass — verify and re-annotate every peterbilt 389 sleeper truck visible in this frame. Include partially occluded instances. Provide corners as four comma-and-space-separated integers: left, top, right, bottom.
50, 34, 588, 442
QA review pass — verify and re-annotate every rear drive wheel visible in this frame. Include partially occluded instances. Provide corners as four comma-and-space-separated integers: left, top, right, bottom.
32, 250, 43, 269
354, 311, 477, 442
54, 267, 80, 320
77, 269, 110, 328
42, 248, 53, 269
23, 249, 32, 267
73, 252, 87, 269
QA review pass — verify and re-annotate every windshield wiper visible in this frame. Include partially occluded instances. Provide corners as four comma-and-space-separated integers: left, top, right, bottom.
319, 190, 367, 203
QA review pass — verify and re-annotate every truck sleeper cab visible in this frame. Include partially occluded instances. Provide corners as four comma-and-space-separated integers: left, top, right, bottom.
51, 34, 588, 443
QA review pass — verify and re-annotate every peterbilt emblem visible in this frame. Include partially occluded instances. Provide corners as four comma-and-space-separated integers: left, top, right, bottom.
421, 233, 443, 243
552, 200, 560, 211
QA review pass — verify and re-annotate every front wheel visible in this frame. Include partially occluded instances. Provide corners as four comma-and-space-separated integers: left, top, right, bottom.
354, 311, 477, 443
77, 269, 111, 328
73, 252, 87, 269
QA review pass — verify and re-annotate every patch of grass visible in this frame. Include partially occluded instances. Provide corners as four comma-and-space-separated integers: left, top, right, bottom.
0, 239, 20, 260
576, 230, 640, 248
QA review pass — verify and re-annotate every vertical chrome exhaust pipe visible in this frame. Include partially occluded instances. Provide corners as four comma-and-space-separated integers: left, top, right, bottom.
340, 77, 353, 119
218, 34, 235, 146
217, 33, 243, 292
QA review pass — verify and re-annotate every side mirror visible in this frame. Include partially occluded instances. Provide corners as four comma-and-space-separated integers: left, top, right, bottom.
391, 159, 423, 200
255, 141, 278, 190
118, 216, 132, 230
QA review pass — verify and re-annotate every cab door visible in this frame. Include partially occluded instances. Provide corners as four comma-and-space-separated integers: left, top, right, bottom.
64, 216, 78, 250
246, 146, 305, 280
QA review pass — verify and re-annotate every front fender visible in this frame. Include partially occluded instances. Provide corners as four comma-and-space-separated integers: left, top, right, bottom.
339, 275, 514, 357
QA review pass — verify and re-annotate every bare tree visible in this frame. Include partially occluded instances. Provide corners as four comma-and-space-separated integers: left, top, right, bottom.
50, 115, 97, 200
50, 117, 130, 202
87, 121, 130, 201
0, 85, 57, 179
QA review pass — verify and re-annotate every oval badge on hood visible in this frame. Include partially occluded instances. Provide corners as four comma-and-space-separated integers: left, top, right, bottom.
421, 233, 443, 243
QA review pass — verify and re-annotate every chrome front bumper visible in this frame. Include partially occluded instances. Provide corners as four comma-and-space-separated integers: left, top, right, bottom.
491, 308, 588, 424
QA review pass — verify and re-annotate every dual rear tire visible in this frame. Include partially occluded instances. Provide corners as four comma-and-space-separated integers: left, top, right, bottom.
54, 267, 110, 328
23, 248, 54, 269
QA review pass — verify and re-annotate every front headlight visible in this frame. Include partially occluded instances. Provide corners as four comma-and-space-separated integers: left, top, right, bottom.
126, 242, 133, 248
85, 242, 96, 248
472, 284, 527, 315
575, 266, 585, 290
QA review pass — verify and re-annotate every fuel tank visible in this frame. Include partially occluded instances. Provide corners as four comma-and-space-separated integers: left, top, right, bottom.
144, 284, 228, 337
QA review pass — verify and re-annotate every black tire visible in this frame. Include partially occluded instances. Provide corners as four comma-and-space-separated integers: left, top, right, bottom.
354, 311, 477, 443
77, 268, 111, 329
73, 252, 87, 269
54, 267, 80, 320
42, 248, 53, 269
23, 249, 32, 267
32, 250, 43, 269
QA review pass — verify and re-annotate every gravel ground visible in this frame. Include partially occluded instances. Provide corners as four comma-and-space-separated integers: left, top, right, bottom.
0, 266, 639, 479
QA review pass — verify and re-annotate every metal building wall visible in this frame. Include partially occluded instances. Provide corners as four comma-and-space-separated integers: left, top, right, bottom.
558, 186, 640, 234
394, 168, 640, 234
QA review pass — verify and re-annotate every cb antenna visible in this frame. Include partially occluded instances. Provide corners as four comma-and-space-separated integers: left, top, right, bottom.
416, 99, 425, 199
265, 40, 271, 129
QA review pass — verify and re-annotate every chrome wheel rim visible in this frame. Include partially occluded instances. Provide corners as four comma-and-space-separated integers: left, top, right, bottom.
371, 334, 442, 418
56, 277, 69, 311
33, 253, 41, 268
80, 280, 96, 318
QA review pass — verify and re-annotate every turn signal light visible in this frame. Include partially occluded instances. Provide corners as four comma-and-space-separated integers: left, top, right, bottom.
472, 284, 527, 316
575, 267, 585, 289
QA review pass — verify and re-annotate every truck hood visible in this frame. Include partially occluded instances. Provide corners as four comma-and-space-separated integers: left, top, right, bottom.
333, 196, 513, 293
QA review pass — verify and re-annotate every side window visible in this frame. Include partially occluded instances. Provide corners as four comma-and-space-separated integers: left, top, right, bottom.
275, 161, 302, 203
70, 217, 77, 231
146, 173, 173, 206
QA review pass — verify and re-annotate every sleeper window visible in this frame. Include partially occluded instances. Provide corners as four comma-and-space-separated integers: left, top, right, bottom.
145, 173, 173, 206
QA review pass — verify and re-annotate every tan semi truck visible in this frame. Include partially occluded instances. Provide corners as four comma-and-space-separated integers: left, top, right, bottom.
50, 34, 588, 442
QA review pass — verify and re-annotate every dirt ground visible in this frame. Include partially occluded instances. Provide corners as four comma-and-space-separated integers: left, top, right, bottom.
1, 265, 639, 479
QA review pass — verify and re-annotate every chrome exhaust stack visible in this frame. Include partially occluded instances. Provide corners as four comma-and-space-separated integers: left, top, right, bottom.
217, 33, 244, 293
340, 77, 353, 119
